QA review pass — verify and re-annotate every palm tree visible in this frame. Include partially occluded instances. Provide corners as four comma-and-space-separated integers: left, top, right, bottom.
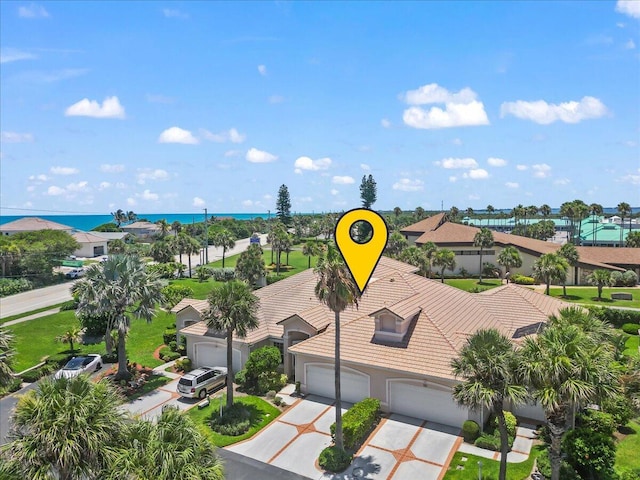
302, 240, 318, 268
111, 209, 126, 228
496, 246, 522, 282
465, 207, 474, 220
171, 220, 182, 237
314, 245, 360, 451
626, 231, 640, 248
156, 219, 170, 238
539, 204, 551, 219
589, 203, 603, 246
212, 229, 236, 268
0, 327, 15, 387
393, 206, 402, 219
532, 253, 569, 295
56, 326, 82, 353
486, 204, 495, 217
126, 210, 137, 224
184, 235, 201, 278
72, 254, 164, 380
449, 206, 459, 222
203, 280, 259, 408
235, 244, 266, 286
572, 200, 589, 245
432, 248, 456, 283
518, 313, 619, 480
452, 329, 528, 480
414, 206, 425, 220
0, 376, 126, 480
617, 201, 632, 247
421, 241, 438, 278
473, 228, 494, 282
557, 243, 579, 295
587, 269, 612, 300
108, 406, 224, 480
385, 231, 408, 258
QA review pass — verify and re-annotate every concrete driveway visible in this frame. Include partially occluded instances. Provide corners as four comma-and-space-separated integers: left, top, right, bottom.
226, 396, 462, 480
119, 378, 206, 419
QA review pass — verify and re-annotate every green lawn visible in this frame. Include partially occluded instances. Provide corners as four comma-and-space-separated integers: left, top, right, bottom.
187, 395, 281, 447
444, 444, 543, 480
7, 308, 173, 372
445, 278, 503, 292
616, 420, 640, 475
547, 287, 640, 308
167, 277, 219, 300
623, 335, 639, 358
0, 303, 67, 325
208, 248, 318, 281
126, 374, 172, 401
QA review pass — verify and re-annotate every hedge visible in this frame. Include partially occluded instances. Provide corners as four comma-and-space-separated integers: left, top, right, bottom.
621, 323, 640, 335
318, 445, 352, 473
330, 397, 380, 450
0, 278, 33, 297
209, 268, 236, 282
159, 347, 181, 362
511, 274, 535, 285
163, 328, 177, 345
462, 420, 480, 442
589, 307, 640, 329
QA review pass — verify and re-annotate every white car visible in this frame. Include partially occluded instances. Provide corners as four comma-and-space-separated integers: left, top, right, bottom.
65, 268, 85, 279
54, 354, 103, 379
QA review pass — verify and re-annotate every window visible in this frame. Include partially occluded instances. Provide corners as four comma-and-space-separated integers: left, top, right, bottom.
380, 316, 395, 332
273, 340, 284, 364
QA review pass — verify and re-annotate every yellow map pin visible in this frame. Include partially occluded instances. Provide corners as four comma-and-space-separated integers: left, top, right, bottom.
334, 208, 389, 294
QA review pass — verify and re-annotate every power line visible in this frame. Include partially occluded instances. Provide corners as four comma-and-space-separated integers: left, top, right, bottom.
1, 206, 109, 215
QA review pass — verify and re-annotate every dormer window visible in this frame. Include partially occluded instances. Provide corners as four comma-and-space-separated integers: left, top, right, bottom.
372, 307, 420, 343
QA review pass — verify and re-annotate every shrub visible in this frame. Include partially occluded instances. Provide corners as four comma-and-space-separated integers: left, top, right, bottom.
243, 346, 282, 394
20, 364, 56, 383
161, 284, 194, 308
511, 274, 535, 285
163, 328, 177, 345
210, 403, 251, 436
318, 445, 352, 473
622, 270, 638, 287
273, 396, 283, 406
601, 394, 635, 428
159, 347, 181, 362
577, 409, 616, 436
257, 372, 287, 394
174, 357, 192, 373
102, 351, 118, 363
563, 428, 616, 480
490, 411, 517, 436
59, 299, 78, 311
331, 397, 380, 450
610, 271, 624, 287
168, 340, 178, 352
536, 449, 580, 480
78, 312, 110, 337
146, 262, 179, 279
0, 377, 22, 396
462, 420, 480, 443
234, 368, 247, 386
589, 306, 640, 328
474, 433, 501, 451
210, 268, 236, 282
0, 278, 33, 297
482, 262, 500, 278
622, 323, 640, 335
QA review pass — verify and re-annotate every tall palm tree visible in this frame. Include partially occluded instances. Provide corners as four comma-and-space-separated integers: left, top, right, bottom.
414, 206, 425, 220
421, 241, 438, 278
184, 235, 201, 278
572, 200, 589, 245
432, 248, 456, 283
557, 243, 579, 295
171, 220, 182, 237
496, 246, 522, 282
0, 327, 15, 387
518, 313, 619, 480
314, 245, 360, 451
473, 228, 494, 282
587, 269, 612, 300
486, 204, 495, 217
539, 204, 551, 219
111, 209, 126, 228
302, 240, 318, 268
108, 406, 224, 480
56, 326, 82, 353
559, 201, 575, 243
617, 201, 632, 247
452, 329, 528, 480
385, 231, 408, 258
72, 254, 164, 380
203, 280, 259, 408
0, 376, 126, 480
156, 219, 170, 238
126, 211, 137, 224
532, 253, 569, 295
589, 203, 603, 246
449, 206, 459, 222
393, 206, 402, 220
212, 229, 236, 268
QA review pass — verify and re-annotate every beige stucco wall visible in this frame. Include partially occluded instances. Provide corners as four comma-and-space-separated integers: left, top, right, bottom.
74, 241, 108, 258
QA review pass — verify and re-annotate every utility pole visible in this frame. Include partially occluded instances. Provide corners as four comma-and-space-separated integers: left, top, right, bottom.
204, 208, 208, 264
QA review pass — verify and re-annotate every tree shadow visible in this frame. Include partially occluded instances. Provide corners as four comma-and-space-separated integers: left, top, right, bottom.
325, 454, 381, 479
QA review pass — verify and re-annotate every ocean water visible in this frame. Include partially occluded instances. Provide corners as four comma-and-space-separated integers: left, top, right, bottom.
0, 213, 270, 232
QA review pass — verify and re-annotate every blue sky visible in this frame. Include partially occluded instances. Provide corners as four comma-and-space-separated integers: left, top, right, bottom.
1, 1, 639, 215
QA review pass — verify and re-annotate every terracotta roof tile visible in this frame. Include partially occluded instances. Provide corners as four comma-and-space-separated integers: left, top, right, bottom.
0, 216, 73, 232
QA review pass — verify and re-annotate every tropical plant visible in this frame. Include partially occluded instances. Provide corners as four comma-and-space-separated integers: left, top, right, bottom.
452, 329, 528, 480
212, 229, 236, 268
496, 246, 522, 282
399, 246, 429, 276
150, 240, 175, 263
518, 310, 619, 480
558, 243, 579, 296
589, 203, 603, 246
540, 204, 551, 218
385, 231, 408, 258
111, 209, 127, 228
532, 253, 569, 295
72, 254, 164, 380
302, 240, 319, 268
56, 326, 82, 353
473, 228, 494, 282
617, 201, 632, 246
586, 269, 612, 300
414, 206, 425, 220
626, 231, 640, 248
421, 241, 438, 278
156, 219, 171, 238
449, 206, 460, 222
314, 245, 360, 451
203, 280, 259, 408
235, 244, 266, 286
432, 248, 456, 283
0, 376, 126, 480
0, 327, 15, 387
184, 235, 202, 278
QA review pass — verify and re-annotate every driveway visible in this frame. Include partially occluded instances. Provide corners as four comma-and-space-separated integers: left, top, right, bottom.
226, 396, 462, 480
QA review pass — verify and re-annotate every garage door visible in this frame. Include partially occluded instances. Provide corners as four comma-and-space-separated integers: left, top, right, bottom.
389, 380, 468, 427
195, 343, 241, 372
306, 364, 370, 403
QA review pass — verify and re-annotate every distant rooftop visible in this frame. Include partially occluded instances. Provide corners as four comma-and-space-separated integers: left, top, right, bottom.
0, 216, 74, 232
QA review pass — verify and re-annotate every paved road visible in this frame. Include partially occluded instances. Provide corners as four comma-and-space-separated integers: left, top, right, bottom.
219, 449, 309, 480
0, 282, 73, 318
176, 233, 269, 269
0, 381, 38, 444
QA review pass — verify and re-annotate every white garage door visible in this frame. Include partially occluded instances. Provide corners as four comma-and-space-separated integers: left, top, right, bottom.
306, 364, 370, 404
195, 343, 241, 372
389, 381, 468, 428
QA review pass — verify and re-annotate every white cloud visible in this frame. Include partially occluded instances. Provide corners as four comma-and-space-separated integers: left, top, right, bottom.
332, 175, 355, 185
158, 126, 199, 144
330, 189, 339, 195
298, 196, 313, 202
619, 169, 640, 185
532, 163, 552, 178
66, 181, 89, 192
516, 164, 528, 171
625, 39, 636, 49
163, 8, 189, 19
246, 147, 277, 163
293, 156, 332, 173
258, 65, 267, 76
138, 189, 159, 201
50, 166, 79, 175
193, 197, 206, 208
65, 96, 126, 119
46, 185, 65, 196
27, 186, 35, 192
487, 157, 507, 167
449, 176, 457, 183
201, 127, 246, 143
127, 197, 136, 206
242, 199, 254, 207
403, 101, 489, 129
360, 163, 370, 171
554, 178, 571, 185
435, 157, 478, 169
224, 150, 242, 157
137, 168, 169, 184
28, 174, 48, 182
505, 182, 519, 189
268, 95, 284, 104
0, 48, 37, 63
98, 182, 111, 191
403, 84, 477, 105
616, 0, 640, 18
18, 68, 89, 83
500, 96, 607, 124
100, 164, 124, 173
381, 118, 391, 128
1, 131, 34, 143
18, 3, 49, 18
463, 169, 489, 180
392, 178, 424, 192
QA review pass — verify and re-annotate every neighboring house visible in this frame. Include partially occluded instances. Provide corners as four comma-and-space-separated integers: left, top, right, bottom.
174, 256, 571, 427
120, 221, 161, 239
400, 213, 639, 284
89, 231, 129, 242
0, 217, 75, 236
71, 232, 109, 258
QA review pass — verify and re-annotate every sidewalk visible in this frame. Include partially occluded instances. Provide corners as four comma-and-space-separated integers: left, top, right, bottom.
457, 425, 537, 463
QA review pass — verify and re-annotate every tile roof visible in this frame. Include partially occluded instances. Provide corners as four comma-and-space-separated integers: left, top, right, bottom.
575, 246, 640, 266
121, 221, 160, 230
400, 212, 447, 234
171, 298, 209, 314
0, 216, 73, 232
72, 231, 108, 243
